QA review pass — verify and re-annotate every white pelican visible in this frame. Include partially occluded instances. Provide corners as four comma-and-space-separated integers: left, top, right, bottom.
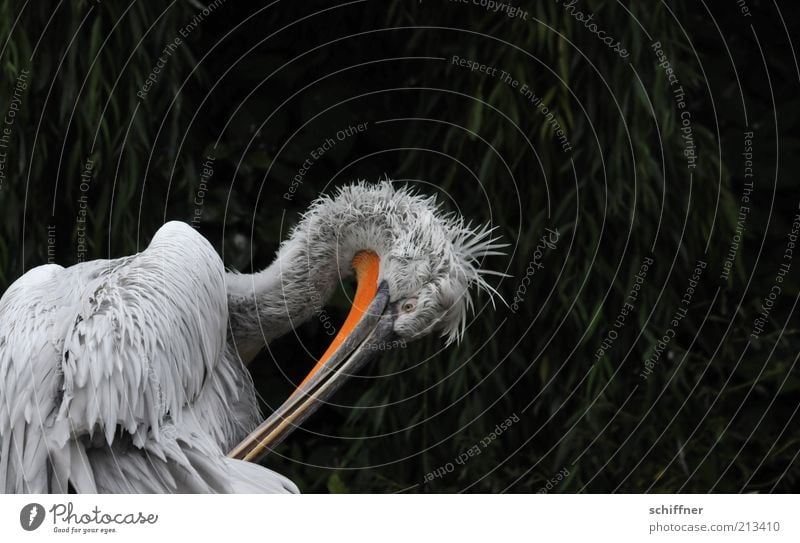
0, 181, 502, 493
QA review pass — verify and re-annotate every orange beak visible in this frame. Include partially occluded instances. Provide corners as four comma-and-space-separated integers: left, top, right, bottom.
293, 250, 381, 392
228, 250, 393, 463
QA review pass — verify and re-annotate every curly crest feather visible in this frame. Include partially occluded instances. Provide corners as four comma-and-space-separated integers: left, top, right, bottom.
289, 180, 506, 345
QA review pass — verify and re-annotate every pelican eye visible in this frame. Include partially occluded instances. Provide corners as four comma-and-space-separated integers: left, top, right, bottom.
401, 298, 418, 313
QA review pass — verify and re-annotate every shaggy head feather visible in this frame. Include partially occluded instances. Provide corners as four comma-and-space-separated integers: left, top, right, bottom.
291, 180, 505, 345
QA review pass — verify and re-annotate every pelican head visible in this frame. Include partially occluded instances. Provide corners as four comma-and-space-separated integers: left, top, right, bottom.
229, 180, 504, 462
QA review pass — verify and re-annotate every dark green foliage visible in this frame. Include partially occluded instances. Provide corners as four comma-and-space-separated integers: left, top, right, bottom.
1, 0, 798, 492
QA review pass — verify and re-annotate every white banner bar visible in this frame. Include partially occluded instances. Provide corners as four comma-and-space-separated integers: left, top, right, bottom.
1, 494, 796, 542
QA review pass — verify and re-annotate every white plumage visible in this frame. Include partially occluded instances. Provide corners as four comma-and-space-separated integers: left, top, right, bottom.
0, 222, 293, 493
0, 180, 502, 493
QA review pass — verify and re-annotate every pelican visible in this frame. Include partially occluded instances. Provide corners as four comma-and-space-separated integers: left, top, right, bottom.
0, 181, 502, 493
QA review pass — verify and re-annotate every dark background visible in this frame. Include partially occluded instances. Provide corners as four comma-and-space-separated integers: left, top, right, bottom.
1, 0, 798, 492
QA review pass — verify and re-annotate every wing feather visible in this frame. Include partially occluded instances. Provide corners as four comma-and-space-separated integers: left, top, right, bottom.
58, 221, 228, 446
0, 264, 67, 492
0, 221, 237, 492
